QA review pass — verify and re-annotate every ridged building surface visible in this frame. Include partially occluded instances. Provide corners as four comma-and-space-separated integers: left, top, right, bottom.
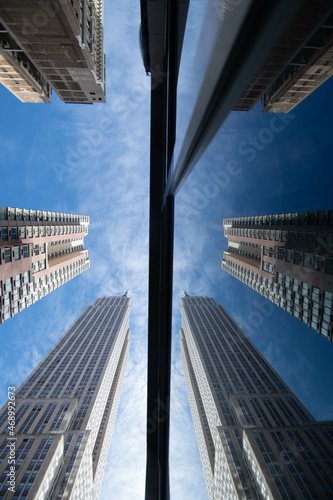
0, 206, 90, 325
180, 295, 333, 499
0, 296, 130, 499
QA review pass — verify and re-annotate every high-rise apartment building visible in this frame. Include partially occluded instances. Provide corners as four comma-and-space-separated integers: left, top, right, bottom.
0, 206, 90, 324
180, 295, 333, 499
0, 0, 105, 104
234, 0, 333, 112
0, 296, 130, 499
221, 210, 333, 341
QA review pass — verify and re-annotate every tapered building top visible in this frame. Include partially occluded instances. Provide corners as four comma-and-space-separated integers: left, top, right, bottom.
0, 296, 130, 499
0, 206, 90, 324
180, 295, 333, 499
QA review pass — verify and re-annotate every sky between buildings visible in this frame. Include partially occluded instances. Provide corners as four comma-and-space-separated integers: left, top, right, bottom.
0, 1, 333, 499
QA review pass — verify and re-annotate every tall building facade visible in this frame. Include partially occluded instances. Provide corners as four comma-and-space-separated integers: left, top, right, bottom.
180, 295, 333, 499
0, 206, 90, 324
0, 296, 130, 499
234, 0, 333, 112
221, 210, 333, 341
0, 0, 105, 104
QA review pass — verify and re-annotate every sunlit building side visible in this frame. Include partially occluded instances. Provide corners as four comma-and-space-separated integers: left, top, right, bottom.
0, 0, 105, 104
222, 210, 333, 341
180, 295, 333, 499
0, 296, 130, 499
0, 206, 90, 324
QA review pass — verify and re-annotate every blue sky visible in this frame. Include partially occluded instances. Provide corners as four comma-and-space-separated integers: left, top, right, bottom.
1, 1, 333, 499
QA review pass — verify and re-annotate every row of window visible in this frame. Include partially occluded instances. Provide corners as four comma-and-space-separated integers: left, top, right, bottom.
1, 224, 87, 240
0, 207, 88, 223
227, 227, 332, 249
277, 248, 333, 274
224, 210, 332, 227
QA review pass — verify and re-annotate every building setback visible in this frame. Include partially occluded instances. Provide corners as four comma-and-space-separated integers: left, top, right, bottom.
0, 206, 90, 325
221, 210, 333, 341
0, 0, 105, 104
180, 295, 333, 499
0, 296, 130, 499
234, 0, 333, 113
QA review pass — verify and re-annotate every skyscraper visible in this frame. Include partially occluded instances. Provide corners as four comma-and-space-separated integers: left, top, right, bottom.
180, 295, 333, 499
0, 295, 130, 499
221, 210, 333, 342
233, 0, 333, 112
0, 0, 105, 104
0, 206, 90, 324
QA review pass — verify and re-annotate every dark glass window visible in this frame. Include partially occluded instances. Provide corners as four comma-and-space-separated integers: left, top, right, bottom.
4, 248, 11, 263
325, 258, 333, 275
294, 251, 300, 265
297, 232, 303, 245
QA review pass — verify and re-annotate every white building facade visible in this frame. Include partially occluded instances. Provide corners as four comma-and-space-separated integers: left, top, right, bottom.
0, 296, 130, 499
180, 295, 333, 499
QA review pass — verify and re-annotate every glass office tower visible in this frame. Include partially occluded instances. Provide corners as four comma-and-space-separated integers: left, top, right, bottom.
0, 296, 130, 499
222, 210, 333, 341
0, 206, 90, 325
180, 295, 333, 499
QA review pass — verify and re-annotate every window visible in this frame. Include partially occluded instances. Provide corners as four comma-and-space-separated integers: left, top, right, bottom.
1, 227, 8, 241
293, 251, 300, 265
41, 226, 46, 237
301, 283, 309, 296
297, 232, 303, 244
275, 230, 280, 241
313, 255, 321, 271
41, 243, 46, 254
35, 244, 40, 256
325, 258, 333, 275
294, 293, 300, 306
324, 291, 332, 308
306, 232, 313, 246
28, 227, 33, 238
278, 248, 284, 260
34, 227, 39, 237
288, 231, 295, 243
23, 245, 30, 258
11, 227, 18, 240
4, 248, 11, 263
14, 247, 21, 260
312, 287, 320, 303
0, 208, 8, 220
286, 249, 292, 262
281, 231, 287, 242
321, 323, 329, 337
293, 279, 299, 292
303, 253, 311, 268
20, 227, 26, 238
